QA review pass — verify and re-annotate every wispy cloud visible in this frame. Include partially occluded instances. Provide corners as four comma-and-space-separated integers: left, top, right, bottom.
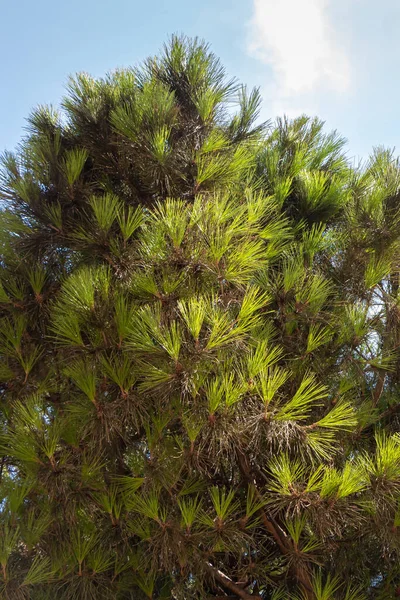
247, 0, 352, 116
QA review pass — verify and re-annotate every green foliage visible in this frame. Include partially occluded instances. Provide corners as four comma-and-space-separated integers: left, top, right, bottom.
1, 33, 400, 600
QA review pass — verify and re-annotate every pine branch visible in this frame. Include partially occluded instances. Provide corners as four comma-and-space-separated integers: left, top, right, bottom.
372, 372, 387, 406
377, 402, 400, 421
236, 448, 288, 552
205, 563, 260, 600
0, 456, 5, 482
208, 596, 240, 599
235, 448, 316, 599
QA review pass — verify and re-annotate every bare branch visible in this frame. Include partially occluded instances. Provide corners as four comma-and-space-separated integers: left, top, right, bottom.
205, 563, 261, 600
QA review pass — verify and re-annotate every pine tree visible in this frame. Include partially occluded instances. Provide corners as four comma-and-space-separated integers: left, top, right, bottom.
1, 35, 400, 599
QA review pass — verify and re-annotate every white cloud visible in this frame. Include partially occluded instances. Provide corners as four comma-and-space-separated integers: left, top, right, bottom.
247, 0, 352, 116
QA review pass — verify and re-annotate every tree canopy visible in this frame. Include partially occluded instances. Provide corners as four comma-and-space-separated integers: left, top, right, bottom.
1, 35, 400, 599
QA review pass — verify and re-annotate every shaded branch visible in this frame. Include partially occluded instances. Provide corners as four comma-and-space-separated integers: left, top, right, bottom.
235, 447, 315, 599
373, 372, 387, 406
205, 563, 261, 600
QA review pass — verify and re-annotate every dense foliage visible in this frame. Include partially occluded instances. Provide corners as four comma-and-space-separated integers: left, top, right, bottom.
1, 36, 400, 599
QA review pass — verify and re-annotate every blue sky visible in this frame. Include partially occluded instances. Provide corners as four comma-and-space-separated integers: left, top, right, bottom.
1, 0, 400, 160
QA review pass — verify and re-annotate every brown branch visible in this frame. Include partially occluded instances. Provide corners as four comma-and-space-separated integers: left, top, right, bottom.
208, 596, 243, 599
0, 456, 5, 483
205, 563, 261, 600
236, 448, 288, 553
208, 596, 241, 599
377, 402, 400, 421
258, 508, 289, 555
293, 564, 315, 600
372, 372, 387, 406
235, 447, 316, 600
